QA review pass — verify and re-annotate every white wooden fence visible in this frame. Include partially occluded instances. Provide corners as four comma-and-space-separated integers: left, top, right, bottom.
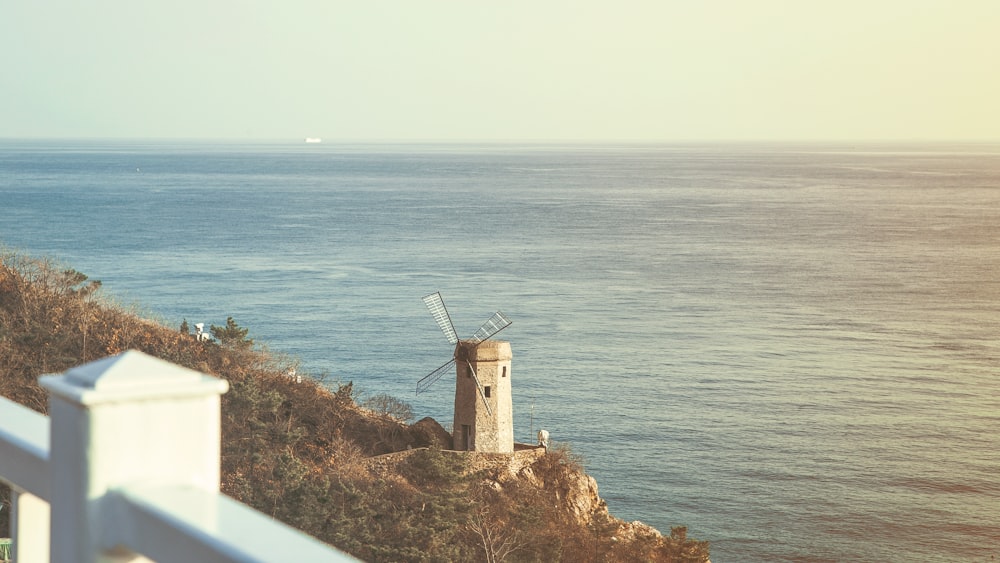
0, 350, 358, 563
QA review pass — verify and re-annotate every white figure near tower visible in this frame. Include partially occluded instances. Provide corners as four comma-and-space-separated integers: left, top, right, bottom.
537, 429, 549, 449
194, 323, 211, 342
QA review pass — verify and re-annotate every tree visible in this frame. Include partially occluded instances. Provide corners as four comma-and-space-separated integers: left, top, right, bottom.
362, 392, 414, 423
211, 316, 253, 349
467, 503, 525, 563
663, 526, 711, 562
61, 269, 102, 298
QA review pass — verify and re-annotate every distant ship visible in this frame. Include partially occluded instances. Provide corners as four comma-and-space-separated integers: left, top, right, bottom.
304, 137, 322, 143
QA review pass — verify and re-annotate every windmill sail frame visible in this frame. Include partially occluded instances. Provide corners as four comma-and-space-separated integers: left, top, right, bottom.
417, 358, 456, 394
422, 292, 459, 345
470, 312, 512, 343
416, 292, 512, 395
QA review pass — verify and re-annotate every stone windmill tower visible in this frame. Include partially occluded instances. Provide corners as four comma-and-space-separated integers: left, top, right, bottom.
417, 292, 514, 453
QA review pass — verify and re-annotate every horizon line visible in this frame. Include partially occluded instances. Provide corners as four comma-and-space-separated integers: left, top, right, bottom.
2, 136, 1000, 145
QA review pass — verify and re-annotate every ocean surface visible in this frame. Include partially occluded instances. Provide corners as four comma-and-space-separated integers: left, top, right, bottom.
1, 139, 998, 562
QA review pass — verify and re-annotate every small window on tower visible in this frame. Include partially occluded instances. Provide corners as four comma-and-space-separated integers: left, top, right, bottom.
485, 386, 492, 398
502, 366, 507, 378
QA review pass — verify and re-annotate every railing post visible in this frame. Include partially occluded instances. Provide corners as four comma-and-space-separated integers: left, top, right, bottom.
10, 490, 50, 563
0, 392, 51, 563
39, 351, 229, 563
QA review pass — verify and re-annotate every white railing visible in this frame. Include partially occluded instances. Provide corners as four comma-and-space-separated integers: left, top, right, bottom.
0, 350, 358, 563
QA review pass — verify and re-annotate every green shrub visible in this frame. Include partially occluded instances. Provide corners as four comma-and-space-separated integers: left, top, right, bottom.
211, 316, 253, 349
400, 446, 468, 488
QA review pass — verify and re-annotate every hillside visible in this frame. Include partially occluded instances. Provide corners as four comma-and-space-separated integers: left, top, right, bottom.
0, 250, 710, 562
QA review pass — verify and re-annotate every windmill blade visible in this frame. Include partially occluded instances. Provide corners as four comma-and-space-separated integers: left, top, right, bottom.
416, 358, 456, 395
423, 292, 459, 345
469, 311, 512, 344
465, 360, 494, 416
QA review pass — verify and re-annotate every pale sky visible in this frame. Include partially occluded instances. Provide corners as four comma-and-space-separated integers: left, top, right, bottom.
2, 1, 998, 141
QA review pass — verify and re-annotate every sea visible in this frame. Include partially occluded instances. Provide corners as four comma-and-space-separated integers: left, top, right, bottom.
1, 139, 998, 562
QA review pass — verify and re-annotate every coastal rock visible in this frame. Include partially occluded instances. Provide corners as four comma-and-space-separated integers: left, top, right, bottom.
559, 470, 605, 522
407, 416, 453, 449
615, 520, 664, 542
516, 457, 606, 524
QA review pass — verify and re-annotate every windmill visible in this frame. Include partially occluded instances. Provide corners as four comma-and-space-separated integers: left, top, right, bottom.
418, 292, 514, 452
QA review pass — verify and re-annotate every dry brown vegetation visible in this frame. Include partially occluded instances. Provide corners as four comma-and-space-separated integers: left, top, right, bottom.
0, 250, 709, 562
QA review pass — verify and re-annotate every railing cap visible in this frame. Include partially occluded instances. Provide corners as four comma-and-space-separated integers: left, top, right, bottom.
40, 350, 228, 405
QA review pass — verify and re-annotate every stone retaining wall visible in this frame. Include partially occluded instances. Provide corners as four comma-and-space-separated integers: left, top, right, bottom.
364, 443, 546, 480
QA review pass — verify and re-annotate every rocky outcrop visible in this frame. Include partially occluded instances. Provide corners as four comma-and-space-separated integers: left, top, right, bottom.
351, 416, 692, 559
408, 416, 453, 449
615, 520, 665, 543
515, 457, 607, 524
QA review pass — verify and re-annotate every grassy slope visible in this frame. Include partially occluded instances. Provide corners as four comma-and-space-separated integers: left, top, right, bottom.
0, 251, 708, 562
